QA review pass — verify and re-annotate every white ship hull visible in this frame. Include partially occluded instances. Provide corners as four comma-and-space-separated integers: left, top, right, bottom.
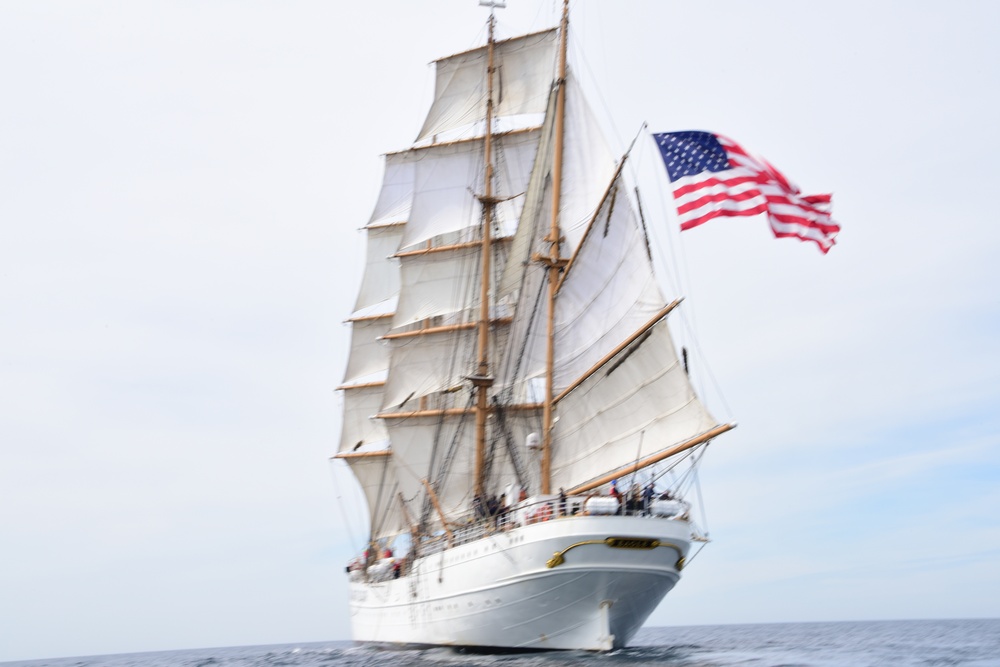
348, 514, 691, 651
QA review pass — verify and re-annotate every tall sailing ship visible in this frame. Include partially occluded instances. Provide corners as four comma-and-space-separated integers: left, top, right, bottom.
334, 1, 734, 651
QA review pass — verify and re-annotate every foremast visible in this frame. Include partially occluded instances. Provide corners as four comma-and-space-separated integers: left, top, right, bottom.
472, 10, 500, 499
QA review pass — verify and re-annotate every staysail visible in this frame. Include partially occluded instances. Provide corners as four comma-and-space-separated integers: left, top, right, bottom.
502, 165, 723, 494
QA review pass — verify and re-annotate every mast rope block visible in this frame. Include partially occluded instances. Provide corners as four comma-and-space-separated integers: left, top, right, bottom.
531, 251, 569, 268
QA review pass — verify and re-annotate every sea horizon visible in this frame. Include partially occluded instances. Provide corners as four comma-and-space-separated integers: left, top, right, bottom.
5, 617, 998, 666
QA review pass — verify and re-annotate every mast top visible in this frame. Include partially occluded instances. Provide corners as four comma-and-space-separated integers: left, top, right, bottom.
478, 0, 506, 12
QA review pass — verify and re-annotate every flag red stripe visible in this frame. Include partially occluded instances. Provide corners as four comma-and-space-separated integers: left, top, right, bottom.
801, 193, 832, 205
672, 173, 762, 198
763, 194, 841, 234
771, 228, 834, 254
769, 211, 841, 235
677, 188, 766, 215
679, 202, 769, 231
763, 192, 829, 210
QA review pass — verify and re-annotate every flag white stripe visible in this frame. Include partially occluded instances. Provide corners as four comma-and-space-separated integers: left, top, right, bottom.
672, 178, 764, 208
767, 201, 834, 225
677, 200, 763, 224
769, 216, 836, 249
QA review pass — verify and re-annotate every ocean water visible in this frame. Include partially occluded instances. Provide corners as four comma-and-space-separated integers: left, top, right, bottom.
5, 620, 998, 667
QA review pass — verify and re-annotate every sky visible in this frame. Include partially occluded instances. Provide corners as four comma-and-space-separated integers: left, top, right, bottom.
1, 0, 999, 661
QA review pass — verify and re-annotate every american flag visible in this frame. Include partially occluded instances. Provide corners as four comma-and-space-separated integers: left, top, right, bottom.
653, 131, 839, 254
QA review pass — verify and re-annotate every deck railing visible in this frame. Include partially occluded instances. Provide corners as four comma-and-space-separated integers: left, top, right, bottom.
350, 493, 689, 581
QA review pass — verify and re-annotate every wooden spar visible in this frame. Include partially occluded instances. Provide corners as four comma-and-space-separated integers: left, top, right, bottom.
394, 237, 511, 258
363, 219, 406, 229
336, 380, 386, 391
333, 450, 391, 460
380, 318, 511, 341
472, 14, 498, 501
420, 478, 454, 545
540, 0, 571, 497
429, 28, 556, 64
377, 402, 543, 420
553, 299, 683, 404
347, 312, 393, 323
565, 423, 736, 496
384, 126, 540, 157
377, 406, 473, 419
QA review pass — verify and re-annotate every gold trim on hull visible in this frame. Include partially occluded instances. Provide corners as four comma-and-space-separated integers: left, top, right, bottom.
545, 536, 686, 570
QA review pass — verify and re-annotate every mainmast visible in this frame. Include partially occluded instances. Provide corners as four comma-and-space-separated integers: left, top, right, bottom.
540, 0, 570, 495
472, 3, 503, 499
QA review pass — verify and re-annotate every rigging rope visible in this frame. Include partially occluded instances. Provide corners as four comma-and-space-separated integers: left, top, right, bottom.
330, 461, 363, 552
420, 391, 475, 531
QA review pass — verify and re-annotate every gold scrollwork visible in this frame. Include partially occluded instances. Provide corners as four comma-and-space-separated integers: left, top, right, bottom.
545, 537, 686, 570
605, 537, 659, 549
